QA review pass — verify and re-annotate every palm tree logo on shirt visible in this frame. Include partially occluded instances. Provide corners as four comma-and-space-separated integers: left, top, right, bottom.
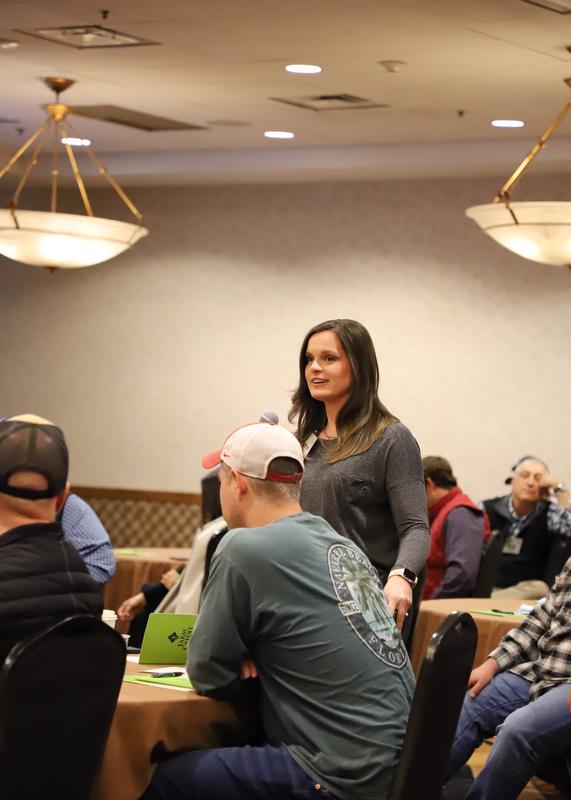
328, 543, 407, 668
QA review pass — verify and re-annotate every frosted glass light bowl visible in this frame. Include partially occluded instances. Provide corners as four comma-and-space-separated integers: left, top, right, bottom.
0, 209, 148, 268
465, 201, 571, 268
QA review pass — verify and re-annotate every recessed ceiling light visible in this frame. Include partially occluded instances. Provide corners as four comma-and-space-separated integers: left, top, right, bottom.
0, 39, 19, 49
285, 64, 322, 74
264, 130, 295, 139
61, 137, 91, 146
491, 119, 525, 128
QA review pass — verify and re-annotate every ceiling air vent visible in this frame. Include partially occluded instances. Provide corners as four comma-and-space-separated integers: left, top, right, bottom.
16, 25, 158, 49
271, 94, 389, 111
520, 0, 571, 11
70, 105, 207, 133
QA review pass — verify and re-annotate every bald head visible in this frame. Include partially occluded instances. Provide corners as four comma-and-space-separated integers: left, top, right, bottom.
8, 413, 55, 426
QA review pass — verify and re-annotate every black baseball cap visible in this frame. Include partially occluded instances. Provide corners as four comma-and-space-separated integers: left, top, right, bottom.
0, 419, 69, 500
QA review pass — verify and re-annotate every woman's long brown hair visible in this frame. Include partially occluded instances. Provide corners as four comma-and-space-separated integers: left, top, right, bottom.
288, 319, 398, 463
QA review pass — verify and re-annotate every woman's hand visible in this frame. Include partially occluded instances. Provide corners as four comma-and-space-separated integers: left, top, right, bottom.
117, 592, 146, 621
468, 658, 499, 698
160, 568, 181, 590
384, 575, 412, 631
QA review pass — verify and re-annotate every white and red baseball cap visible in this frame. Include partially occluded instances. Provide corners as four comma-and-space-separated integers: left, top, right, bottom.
202, 422, 304, 483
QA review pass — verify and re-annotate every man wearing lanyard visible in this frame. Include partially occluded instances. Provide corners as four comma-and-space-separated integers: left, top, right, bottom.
482, 456, 571, 599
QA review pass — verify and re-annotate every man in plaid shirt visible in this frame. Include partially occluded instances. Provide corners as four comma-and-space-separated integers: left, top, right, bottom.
446, 558, 571, 799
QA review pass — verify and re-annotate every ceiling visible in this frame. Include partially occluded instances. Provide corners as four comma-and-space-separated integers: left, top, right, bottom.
2, 0, 571, 184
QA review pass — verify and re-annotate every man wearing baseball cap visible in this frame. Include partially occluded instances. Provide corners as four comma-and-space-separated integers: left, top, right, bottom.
141, 420, 415, 800
482, 455, 571, 599
0, 414, 102, 663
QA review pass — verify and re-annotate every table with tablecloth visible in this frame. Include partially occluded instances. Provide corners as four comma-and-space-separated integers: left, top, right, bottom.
410, 597, 528, 676
103, 548, 193, 614
94, 661, 261, 800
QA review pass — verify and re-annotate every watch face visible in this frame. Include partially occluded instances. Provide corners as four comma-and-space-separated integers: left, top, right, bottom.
403, 568, 417, 582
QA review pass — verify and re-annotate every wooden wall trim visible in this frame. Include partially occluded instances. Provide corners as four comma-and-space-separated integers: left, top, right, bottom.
73, 485, 202, 505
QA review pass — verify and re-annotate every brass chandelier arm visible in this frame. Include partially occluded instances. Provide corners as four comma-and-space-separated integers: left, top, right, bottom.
493, 99, 571, 204
11, 125, 51, 208
61, 122, 94, 217
91, 160, 144, 223
65, 120, 144, 223
0, 119, 51, 181
51, 120, 60, 213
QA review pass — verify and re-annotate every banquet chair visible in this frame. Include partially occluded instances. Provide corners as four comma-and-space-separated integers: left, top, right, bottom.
200, 524, 229, 594
390, 611, 478, 800
403, 567, 426, 653
472, 530, 503, 598
0, 615, 126, 800
201, 468, 222, 524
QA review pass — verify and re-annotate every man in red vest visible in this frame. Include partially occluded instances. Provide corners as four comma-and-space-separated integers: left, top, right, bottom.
423, 456, 490, 599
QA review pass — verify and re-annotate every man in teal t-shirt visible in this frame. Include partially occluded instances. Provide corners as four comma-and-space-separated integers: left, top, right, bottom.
141, 421, 415, 800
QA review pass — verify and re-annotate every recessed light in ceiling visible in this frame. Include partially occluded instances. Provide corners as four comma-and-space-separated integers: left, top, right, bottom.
61, 137, 91, 147
0, 39, 19, 49
491, 119, 525, 128
264, 130, 295, 139
285, 64, 322, 74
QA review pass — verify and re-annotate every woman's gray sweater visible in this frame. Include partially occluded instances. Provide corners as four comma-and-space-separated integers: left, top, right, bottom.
300, 422, 430, 582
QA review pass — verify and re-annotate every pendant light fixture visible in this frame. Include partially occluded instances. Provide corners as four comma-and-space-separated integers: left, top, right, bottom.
466, 78, 571, 270
0, 77, 148, 269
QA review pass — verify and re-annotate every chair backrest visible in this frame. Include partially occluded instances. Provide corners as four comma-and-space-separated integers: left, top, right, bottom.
403, 568, 426, 653
543, 535, 571, 589
0, 615, 126, 800
390, 611, 477, 800
472, 530, 503, 598
201, 468, 222, 524
201, 525, 229, 594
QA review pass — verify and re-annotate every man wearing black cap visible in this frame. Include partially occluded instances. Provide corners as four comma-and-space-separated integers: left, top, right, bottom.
483, 456, 571, 599
0, 414, 103, 663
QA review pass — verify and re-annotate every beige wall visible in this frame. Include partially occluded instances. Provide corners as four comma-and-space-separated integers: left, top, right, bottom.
1, 174, 570, 501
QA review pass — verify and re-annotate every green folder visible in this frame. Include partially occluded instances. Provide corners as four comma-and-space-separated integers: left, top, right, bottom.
139, 612, 198, 664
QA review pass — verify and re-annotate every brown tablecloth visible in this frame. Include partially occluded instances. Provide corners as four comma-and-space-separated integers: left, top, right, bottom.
95, 661, 261, 800
103, 548, 193, 614
410, 597, 527, 676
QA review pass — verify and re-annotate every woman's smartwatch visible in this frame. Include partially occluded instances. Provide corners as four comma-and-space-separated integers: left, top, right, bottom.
388, 567, 418, 587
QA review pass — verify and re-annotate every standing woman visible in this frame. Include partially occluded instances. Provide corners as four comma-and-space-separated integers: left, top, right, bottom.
289, 319, 430, 631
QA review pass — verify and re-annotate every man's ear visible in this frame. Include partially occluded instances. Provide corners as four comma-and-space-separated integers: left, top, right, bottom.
55, 481, 71, 513
231, 470, 249, 497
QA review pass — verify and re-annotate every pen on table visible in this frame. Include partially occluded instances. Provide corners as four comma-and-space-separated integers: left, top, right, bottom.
491, 609, 515, 614
149, 671, 185, 677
